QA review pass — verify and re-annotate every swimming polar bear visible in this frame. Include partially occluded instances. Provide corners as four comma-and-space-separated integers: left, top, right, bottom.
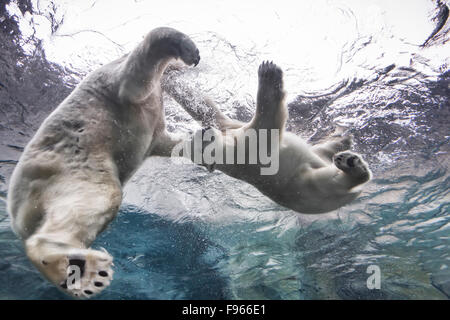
7, 27, 200, 298
166, 61, 372, 214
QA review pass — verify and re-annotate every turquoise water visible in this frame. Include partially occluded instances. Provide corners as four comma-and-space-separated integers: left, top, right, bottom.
1, 158, 448, 299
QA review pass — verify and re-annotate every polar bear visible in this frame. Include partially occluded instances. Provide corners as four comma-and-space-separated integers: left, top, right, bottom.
166, 61, 372, 214
7, 27, 200, 298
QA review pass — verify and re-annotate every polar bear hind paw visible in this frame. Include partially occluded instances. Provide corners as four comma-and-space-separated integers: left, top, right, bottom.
258, 61, 283, 89
59, 248, 114, 298
334, 151, 371, 181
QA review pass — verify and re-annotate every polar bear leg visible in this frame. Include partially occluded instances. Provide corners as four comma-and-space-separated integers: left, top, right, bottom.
24, 182, 121, 298
118, 27, 200, 104
26, 238, 114, 298
312, 135, 353, 162
250, 61, 288, 131
162, 74, 244, 129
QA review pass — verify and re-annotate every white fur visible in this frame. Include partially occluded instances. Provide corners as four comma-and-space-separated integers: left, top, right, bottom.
7, 27, 200, 298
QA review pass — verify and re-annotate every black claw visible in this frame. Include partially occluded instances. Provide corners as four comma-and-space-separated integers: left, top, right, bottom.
60, 282, 68, 289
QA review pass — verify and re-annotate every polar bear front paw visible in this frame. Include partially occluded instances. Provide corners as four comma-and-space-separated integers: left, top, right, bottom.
59, 248, 114, 299
258, 61, 283, 90
152, 27, 200, 67
177, 36, 200, 67
334, 151, 371, 182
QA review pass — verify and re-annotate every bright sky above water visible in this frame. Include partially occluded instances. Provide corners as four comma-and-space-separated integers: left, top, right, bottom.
7, 0, 440, 91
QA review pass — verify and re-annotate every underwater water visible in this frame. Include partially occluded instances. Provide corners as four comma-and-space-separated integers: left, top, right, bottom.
0, 0, 449, 299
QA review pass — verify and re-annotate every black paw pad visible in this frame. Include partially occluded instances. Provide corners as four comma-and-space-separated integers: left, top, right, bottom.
94, 282, 104, 287
69, 258, 86, 277
347, 156, 357, 167
84, 290, 93, 295
98, 271, 108, 277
